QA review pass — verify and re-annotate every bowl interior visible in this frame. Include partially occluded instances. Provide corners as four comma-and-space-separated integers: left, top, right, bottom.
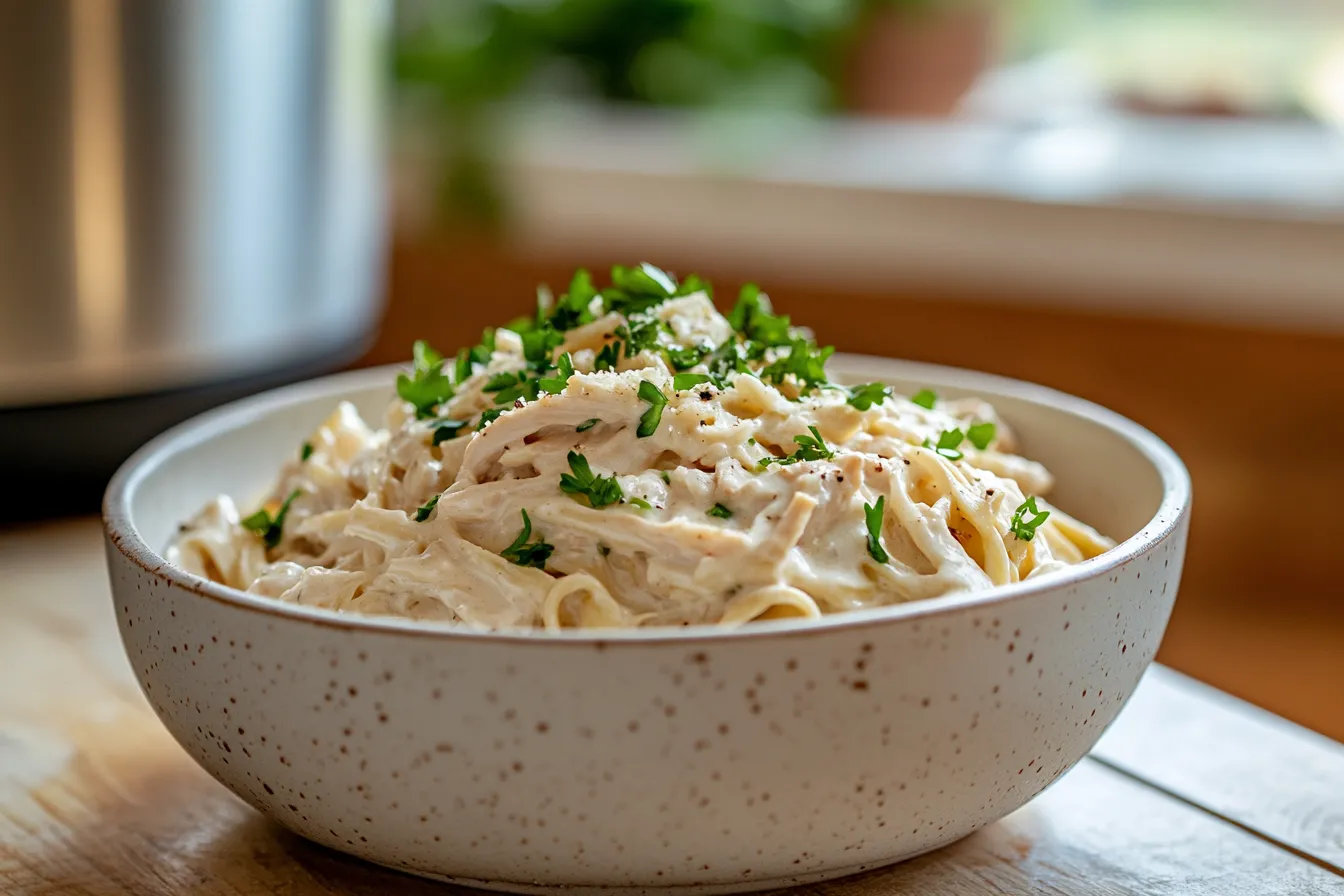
115, 356, 1186, 621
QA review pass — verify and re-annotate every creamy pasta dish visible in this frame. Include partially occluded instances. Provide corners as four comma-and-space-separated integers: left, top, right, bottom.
169, 264, 1113, 630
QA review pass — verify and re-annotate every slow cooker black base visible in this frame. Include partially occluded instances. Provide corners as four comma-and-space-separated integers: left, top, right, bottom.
1, 337, 371, 524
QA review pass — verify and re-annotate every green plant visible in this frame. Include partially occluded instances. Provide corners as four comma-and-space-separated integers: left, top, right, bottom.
394, 0, 929, 223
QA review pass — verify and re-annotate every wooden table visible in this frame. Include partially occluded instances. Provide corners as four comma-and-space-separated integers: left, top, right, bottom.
4, 519, 1343, 895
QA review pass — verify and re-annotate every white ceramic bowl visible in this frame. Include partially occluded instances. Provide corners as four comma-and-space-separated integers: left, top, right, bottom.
104, 356, 1190, 893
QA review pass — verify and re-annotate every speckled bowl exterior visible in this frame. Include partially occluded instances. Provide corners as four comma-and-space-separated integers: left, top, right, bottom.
104, 356, 1190, 893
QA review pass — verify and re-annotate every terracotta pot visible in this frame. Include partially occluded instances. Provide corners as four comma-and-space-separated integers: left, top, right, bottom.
845, 4, 996, 118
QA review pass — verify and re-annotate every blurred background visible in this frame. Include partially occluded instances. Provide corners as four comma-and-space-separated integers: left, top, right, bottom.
2, 0, 1341, 741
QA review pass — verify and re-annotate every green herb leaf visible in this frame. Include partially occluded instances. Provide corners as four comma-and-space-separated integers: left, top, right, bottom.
674, 273, 711, 298
966, 421, 996, 450
300, 441, 314, 461
659, 471, 671, 483
704, 339, 750, 387
456, 330, 494, 383
499, 509, 554, 568
549, 269, 598, 331
615, 313, 664, 360
728, 284, 793, 346
594, 342, 620, 371
484, 371, 520, 392
930, 428, 965, 461
911, 388, 937, 409
476, 408, 504, 430
241, 489, 302, 549
863, 496, 889, 564
847, 382, 891, 411
492, 374, 540, 406
1010, 497, 1051, 542
432, 419, 468, 445
666, 342, 710, 371
559, 451, 624, 508
534, 285, 553, 329
761, 338, 834, 394
396, 339, 455, 419
673, 372, 711, 391
413, 494, 440, 522
758, 425, 834, 467
636, 380, 668, 438
521, 326, 564, 367
413, 339, 442, 371
603, 262, 680, 316
538, 353, 575, 394
612, 262, 676, 299
628, 497, 653, 510
576, 417, 601, 432
707, 503, 733, 520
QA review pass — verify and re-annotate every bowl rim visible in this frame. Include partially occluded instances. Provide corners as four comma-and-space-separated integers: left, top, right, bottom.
104, 354, 1191, 645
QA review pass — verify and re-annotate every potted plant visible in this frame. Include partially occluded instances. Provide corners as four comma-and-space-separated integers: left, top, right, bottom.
844, 0, 997, 118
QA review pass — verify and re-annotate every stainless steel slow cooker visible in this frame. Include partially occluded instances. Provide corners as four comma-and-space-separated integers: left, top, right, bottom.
0, 0, 388, 517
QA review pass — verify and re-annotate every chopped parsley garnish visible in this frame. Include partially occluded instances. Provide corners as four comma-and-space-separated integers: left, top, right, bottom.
432, 419, 468, 445
241, 489, 301, 550
594, 342, 620, 371
704, 339, 750, 387
549, 268, 598, 331
967, 421, 996, 450
758, 425, 834, 467
538, 353, 574, 395
486, 368, 544, 405
520, 326, 564, 367
615, 313, 664, 361
559, 451, 624, 508
863, 496, 889, 564
455, 329, 495, 382
761, 338, 834, 394
676, 273, 711, 298
397, 340, 455, 419
666, 342, 709, 371
924, 428, 965, 461
604, 263, 678, 315
627, 497, 653, 510
847, 382, 891, 411
576, 417, 601, 432
659, 471, 671, 483
1010, 497, 1050, 542
300, 441, 314, 461
454, 348, 473, 383
911, 388, 937, 409
728, 284, 792, 346
500, 509, 554, 568
636, 380, 668, 437
484, 371, 520, 391
673, 372, 711, 391
707, 503, 733, 520
413, 494, 440, 522
476, 408, 504, 430
619, 261, 676, 296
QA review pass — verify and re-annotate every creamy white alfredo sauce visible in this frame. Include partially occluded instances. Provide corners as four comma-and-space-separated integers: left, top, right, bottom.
169, 266, 1113, 630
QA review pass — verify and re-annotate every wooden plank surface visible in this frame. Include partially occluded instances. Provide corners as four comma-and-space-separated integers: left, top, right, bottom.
2, 518, 1343, 895
1093, 666, 1344, 873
